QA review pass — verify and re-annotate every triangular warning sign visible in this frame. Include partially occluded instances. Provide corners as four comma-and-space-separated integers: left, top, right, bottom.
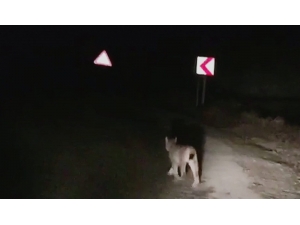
94, 50, 112, 67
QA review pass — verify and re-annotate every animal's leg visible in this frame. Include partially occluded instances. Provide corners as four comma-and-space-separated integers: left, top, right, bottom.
188, 160, 200, 188
172, 163, 182, 181
180, 163, 186, 178
167, 167, 173, 176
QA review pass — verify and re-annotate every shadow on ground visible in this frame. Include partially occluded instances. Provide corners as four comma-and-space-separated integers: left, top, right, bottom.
1, 90, 208, 199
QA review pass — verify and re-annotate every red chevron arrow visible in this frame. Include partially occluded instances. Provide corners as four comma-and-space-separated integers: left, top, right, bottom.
200, 57, 213, 76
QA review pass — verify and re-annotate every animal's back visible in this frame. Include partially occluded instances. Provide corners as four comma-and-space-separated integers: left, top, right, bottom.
169, 143, 196, 165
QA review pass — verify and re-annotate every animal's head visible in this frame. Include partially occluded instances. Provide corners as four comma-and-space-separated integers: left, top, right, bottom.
165, 136, 177, 151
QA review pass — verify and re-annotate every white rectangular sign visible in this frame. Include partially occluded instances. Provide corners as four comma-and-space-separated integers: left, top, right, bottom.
196, 56, 215, 76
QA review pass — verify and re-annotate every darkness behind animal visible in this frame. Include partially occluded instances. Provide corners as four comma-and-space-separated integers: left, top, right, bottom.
168, 118, 206, 182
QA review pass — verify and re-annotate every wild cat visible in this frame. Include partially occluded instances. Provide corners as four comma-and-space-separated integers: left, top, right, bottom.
165, 136, 200, 188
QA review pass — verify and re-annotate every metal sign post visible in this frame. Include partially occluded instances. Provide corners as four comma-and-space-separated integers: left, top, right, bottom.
196, 76, 200, 107
195, 76, 207, 107
201, 76, 207, 105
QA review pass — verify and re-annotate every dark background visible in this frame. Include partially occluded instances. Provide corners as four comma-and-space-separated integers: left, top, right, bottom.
1, 26, 300, 198
2, 26, 300, 103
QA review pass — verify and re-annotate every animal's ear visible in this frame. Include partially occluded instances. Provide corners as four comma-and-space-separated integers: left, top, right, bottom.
165, 136, 168, 144
174, 137, 177, 143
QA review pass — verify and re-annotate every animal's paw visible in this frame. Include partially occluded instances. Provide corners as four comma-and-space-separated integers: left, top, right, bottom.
192, 181, 200, 188
167, 168, 173, 176
181, 173, 186, 178
173, 175, 183, 182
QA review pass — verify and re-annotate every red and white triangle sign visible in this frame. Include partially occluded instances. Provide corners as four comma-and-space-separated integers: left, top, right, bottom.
94, 50, 112, 67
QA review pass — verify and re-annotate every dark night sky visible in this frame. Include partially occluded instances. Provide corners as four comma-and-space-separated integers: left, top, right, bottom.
3, 26, 299, 55
1, 26, 299, 64
1, 26, 300, 97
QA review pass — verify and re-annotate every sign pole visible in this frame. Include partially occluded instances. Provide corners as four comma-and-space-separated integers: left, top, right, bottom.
201, 76, 207, 105
196, 76, 200, 107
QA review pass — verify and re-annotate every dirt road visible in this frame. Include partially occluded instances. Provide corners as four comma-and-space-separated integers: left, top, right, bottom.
2, 92, 299, 198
